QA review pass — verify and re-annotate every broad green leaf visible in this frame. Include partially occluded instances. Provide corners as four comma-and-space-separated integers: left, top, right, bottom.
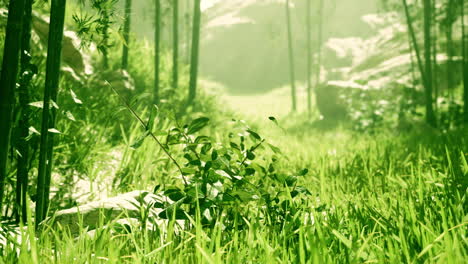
268, 116, 279, 126
204, 161, 212, 171
201, 143, 212, 154
189, 159, 202, 166
230, 142, 240, 150
244, 167, 255, 175
298, 168, 309, 176
164, 187, 185, 202
247, 129, 261, 140
158, 208, 187, 220
181, 167, 197, 175
211, 150, 218, 160
288, 176, 298, 185
153, 184, 162, 193
268, 143, 282, 154
195, 136, 211, 144
187, 117, 210, 134
153, 202, 165, 208
246, 151, 256, 160
231, 189, 256, 202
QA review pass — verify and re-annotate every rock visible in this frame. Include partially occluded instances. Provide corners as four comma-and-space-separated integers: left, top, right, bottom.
1, 191, 185, 250
32, 17, 85, 73
88, 69, 135, 96
316, 80, 367, 120
44, 191, 175, 236
81, 218, 159, 239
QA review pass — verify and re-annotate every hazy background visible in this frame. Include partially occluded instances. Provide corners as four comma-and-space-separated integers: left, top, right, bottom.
130, 0, 380, 94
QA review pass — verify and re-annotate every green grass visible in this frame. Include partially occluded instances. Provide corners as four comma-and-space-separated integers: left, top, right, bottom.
1, 96, 467, 263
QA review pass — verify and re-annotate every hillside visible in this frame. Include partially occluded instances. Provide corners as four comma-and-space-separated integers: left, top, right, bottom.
200, 0, 379, 94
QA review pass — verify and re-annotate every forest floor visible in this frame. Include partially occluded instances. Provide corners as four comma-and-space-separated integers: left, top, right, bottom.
1, 82, 467, 263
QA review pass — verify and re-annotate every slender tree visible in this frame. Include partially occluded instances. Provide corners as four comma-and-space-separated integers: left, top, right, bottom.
121, 0, 132, 69
423, 0, 437, 126
462, 0, 468, 122
406, 6, 417, 89
188, 0, 201, 104
36, 0, 67, 225
172, 0, 179, 89
315, 0, 324, 94
185, 0, 192, 63
16, 0, 34, 223
102, 9, 110, 68
0, 0, 26, 216
445, 0, 455, 98
432, 0, 438, 116
285, 0, 297, 112
154, 0, 161, 104
306, 0, 312, 114
403, 0, 436, 126
402, 0, 426, 85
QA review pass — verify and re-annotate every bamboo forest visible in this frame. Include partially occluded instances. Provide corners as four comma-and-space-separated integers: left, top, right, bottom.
0, 0, 467, 263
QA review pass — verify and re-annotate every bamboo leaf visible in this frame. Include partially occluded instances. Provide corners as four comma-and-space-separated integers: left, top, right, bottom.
70, 89, 83, 104
48, 128, 61, 134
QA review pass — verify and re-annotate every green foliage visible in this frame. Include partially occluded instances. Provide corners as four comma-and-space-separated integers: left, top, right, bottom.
1, 1, 467, 262
71, 0, 119, 61
122, 104, 311, 228
158, 119, 310, 228
342, 85, 466, 131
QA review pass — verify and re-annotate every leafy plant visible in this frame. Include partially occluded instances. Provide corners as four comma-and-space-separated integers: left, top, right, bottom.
114, 86, 312, 229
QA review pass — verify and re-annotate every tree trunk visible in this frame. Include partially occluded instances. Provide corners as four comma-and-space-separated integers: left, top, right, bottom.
121, 0, 132, 70
315, 0, 324, 95
462, 0, 468, 122
445, 0, 455, 99
406, 12, 417, 89
0, 0, 26, 217
154, 0, 161, 104
36, 0, 67, 226
285, 0, 297, 112
172, 0, 179, 89
181, 1, 191, 64
423, 0, 436, 127
16, 0, 34, 223
188, 0, 201, 104
102, 8, 110, 68
402, 0, 426, 86
185, 0, 192, 64
432, 0, 438, 117
306, 0, 312, 114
